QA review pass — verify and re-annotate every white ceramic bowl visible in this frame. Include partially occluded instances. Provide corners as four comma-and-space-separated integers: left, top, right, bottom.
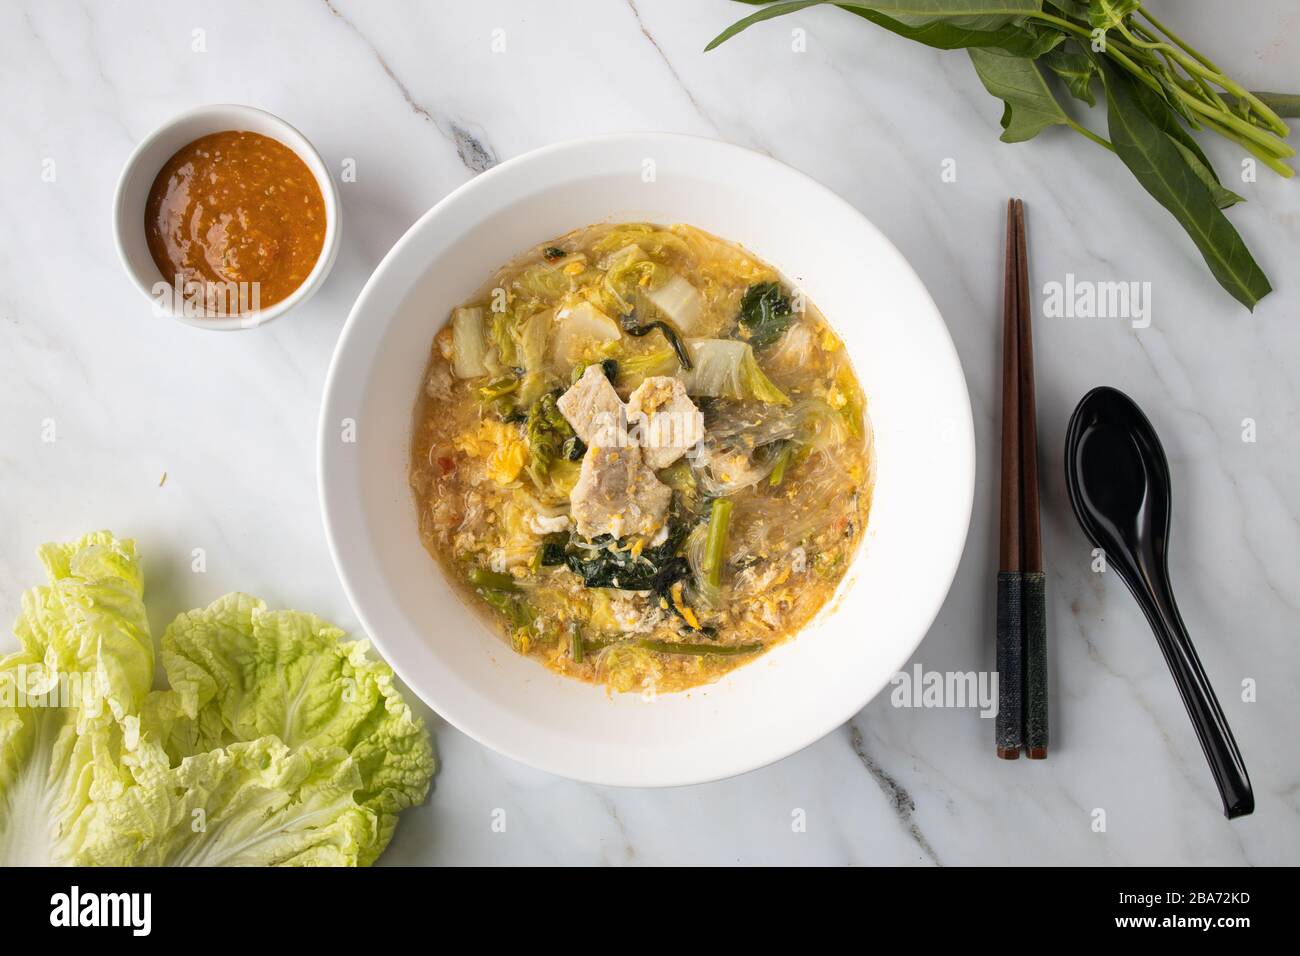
113, 104, 340, 330
319, 133, 974, 787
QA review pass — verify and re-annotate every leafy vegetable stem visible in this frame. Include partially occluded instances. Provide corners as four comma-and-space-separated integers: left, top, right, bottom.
1111, 16, 1287, 135
1064, 117, 1114, 153
1137, 5, 1288, 133
1136, 7, 1222, 75
1028, 8, 1288, 150
1196, 113, 1296, 178
706, 0, 1298, 308
467, 566, 519, 592
1173, 88, 1295, 158
1024, 10, 1087, 40
701, 498, 733, 590
638, 639, 762, 657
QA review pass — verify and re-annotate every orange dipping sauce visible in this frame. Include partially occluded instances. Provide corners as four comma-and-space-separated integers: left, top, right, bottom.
145, 131, 325, 315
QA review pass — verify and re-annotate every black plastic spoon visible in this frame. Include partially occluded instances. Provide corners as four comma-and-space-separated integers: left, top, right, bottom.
1064, 386, 1253, 819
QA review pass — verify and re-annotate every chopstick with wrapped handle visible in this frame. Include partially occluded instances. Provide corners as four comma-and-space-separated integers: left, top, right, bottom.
1014, 200, 1049, 760
996, 198, 1025, 760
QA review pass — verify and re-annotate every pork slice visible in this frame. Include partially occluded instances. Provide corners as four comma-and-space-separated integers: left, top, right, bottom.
570, 443, 672, 540
626, 376, 704, 470
557, 363, 625, 448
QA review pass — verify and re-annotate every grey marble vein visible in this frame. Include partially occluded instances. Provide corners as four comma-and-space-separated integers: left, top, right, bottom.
0, 0, 1296, 866
320, 0, 498, 174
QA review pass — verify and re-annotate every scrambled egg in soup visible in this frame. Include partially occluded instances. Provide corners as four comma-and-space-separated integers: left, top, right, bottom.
410, 223, 873, 693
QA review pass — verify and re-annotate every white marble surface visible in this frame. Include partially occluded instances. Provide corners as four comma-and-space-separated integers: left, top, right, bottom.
2, 0, 1297, 865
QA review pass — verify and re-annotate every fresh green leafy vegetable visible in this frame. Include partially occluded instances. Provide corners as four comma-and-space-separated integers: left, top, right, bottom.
707, 0, 1044, 51
0, 532, 434, 868
1243, 92, 1300, 118
707, 1, 1298, 309
1099, 61, 1272, 309
968, 45, 1106, 146
1042, 46, 1096, 106
0, 532, 153, 866
736, 282, 794, 350
121, 594, 434, 866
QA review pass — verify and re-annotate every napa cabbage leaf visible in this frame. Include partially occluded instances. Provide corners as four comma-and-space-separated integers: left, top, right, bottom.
0, 532, 434, 868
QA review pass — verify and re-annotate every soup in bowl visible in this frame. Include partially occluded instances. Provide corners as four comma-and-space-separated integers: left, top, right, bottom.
318, 134, 973, 786
410, 222, 873, 693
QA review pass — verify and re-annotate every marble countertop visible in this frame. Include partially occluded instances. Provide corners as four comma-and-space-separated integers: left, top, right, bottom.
2, 0, 1297, 866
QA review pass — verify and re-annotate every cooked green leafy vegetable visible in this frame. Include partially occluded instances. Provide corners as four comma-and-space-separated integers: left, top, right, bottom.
637, 639, 763, 656
0, 532, 434, 867
767, 440, 798, 487
467, 566, 520, 592
644, 273, 705, 333
540, 535, 569, 566
701, 498, 734, 590
477, 587, 543, 651
682, 339, 790, 405
490, 311, 520, 369
707, 1, 1298, 310
737, 282, 794, 350
519, 309, 551, 372
568, 622, 585, 663
451, 306, 488, 377
564, 533, 689, 591
621, 311, 694, 370
478, 374, 521, 418
526, 391, 580, 487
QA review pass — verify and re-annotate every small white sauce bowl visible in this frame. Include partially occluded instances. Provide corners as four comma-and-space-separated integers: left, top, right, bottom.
112, 104, 340, 331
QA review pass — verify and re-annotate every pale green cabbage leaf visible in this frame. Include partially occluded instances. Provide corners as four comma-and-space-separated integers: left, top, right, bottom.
0, 532, 434, 867
136, 593, 434, 865
0, 532, 151, 865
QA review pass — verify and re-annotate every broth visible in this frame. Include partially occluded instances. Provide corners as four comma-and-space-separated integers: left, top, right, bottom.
410, 223, 873, 693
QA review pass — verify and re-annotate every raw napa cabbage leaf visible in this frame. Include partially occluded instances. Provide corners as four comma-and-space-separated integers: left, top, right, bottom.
0, 532, 434, 867
135, 593, 434, 865
82, 736, 382, 867
0, 532, 152, 866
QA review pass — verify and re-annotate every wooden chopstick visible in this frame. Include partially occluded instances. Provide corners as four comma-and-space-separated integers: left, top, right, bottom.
1015, 200, 1049, 760
996, 199, 1025, 760
995, 199, 1049, 761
